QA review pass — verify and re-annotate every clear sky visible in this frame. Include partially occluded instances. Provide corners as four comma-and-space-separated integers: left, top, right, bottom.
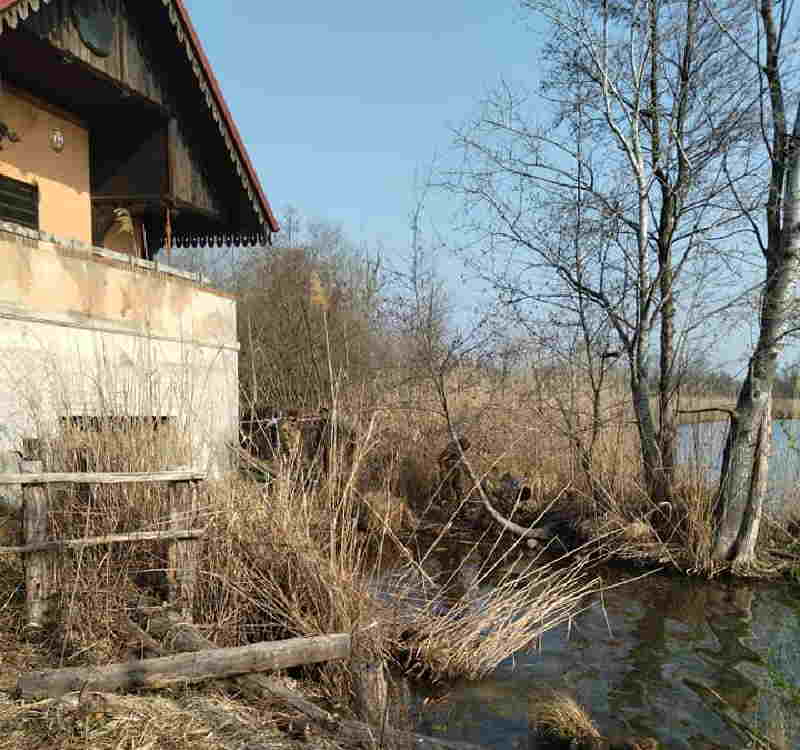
182, 0, 541, 251
179, 1, 787, 376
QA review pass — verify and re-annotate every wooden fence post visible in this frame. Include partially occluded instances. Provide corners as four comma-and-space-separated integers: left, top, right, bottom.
167, 477, 199, 619
22, 458, 53, 630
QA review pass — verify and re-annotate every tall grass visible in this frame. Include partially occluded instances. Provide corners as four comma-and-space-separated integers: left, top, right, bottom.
0, 348, 607, 707
7, 323, 778, 722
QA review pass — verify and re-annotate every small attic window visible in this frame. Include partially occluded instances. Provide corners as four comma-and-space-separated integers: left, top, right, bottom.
0, 174, 39, 230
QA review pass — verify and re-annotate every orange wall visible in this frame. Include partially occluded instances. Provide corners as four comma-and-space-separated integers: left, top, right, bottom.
0, 236, 237, 345
0, 88, 92, 243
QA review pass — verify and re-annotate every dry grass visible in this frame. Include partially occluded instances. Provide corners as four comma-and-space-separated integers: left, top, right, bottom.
569, 465, 718, 573
195, 423, 607, 688
0, 395, 603, 705
373, 366, 639, 502
527, 688, 601, 742
0, 688, 338, 750
4, 348, 774, 748
677, 394, 800, 422
404, 549, 602, 680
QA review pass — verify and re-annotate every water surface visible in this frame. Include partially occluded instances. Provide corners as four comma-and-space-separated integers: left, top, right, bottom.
416, 572, 800, 749
679, 419, 800, 515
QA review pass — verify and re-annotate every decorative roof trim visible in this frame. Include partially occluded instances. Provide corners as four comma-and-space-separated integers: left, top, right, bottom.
162, 0, 279, 235
0, 0, 279, 236
0, 0, 50, 28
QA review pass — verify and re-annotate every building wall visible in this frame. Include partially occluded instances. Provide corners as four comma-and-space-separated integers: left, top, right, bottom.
0, 88, 92, 243
0, 227, 239, 476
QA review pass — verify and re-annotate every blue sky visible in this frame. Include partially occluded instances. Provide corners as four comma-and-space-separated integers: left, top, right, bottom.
179, 1, 784, 375
182, 0, 541, 251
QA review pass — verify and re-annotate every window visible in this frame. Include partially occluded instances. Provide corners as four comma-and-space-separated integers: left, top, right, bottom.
0, 173, 38, 230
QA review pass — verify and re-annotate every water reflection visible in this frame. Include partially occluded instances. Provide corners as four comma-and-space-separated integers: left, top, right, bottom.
416, 572, 800, 749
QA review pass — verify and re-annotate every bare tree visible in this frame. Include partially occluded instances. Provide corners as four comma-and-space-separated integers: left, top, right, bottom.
388, 198, 501, 420
710, 0, 800, 566
445, 0, 761, 502
235, 210, 385, 410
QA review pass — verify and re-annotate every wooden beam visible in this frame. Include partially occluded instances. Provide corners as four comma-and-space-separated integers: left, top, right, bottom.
0, 528, 205, 556
167, 479, 200, 618
17, 633, 352, 699
0, 470, 206, 486
167, 117, 177, 200
22, 460, 52, 629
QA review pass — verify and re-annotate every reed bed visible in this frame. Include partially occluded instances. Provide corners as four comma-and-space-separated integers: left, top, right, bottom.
6, 343, 800, 750
0, 384, 605, 705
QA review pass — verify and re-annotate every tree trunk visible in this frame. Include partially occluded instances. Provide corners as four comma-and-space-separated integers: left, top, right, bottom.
657, 245, 677, 505
734, 393, 771, 567
714, 317, 780, 563
714, 102, 800, 561
630, 366, 662, 500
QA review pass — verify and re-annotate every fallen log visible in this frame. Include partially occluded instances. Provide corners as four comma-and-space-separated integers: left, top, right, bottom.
139, 609, 488, 750
139, 610, 341, 728
17, 632, 351, 699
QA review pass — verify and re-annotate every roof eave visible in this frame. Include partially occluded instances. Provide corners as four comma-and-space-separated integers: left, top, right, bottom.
167, 0, 279, 234
0, 0, 280, 235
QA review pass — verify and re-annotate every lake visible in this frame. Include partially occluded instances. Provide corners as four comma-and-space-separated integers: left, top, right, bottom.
412, 422, 800, 749
415, 571, 800, 749
679, 419, 800, 515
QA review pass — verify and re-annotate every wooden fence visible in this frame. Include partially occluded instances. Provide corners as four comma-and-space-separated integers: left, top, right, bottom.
0, 462, 206, 629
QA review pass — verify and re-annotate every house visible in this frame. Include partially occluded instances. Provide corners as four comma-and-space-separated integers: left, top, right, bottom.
0, 0, 278, 477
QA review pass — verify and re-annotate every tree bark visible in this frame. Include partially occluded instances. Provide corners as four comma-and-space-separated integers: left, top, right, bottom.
734, 393, 771, 567
714, 100, 800, 562
17, 633, 351, 699
630, 364, 663, 499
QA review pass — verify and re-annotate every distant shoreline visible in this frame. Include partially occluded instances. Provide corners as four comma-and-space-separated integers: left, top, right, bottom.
675, 397, 800, 425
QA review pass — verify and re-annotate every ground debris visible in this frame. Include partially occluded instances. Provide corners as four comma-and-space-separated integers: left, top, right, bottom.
0, 689, 325, 750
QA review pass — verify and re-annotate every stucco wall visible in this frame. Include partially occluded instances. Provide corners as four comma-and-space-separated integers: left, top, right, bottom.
0, 88, 92, 243
0, 229, 236, 344
0, 229, 239, 476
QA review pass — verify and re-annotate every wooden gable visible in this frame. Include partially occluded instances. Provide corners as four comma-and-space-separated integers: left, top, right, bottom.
0, 0, 278, 254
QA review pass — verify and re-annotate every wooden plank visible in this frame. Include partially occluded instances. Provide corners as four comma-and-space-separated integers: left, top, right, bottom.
0, 528, 205, 556
16, 633, 352, 699
167, 117, 178, 200
0, 470, 206, 486
167, 479, 199, 619
22, 461, 52, 629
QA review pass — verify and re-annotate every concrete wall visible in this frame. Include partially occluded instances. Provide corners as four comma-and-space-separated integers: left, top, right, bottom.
0, 87, 92, 244
0, 224, 239, 476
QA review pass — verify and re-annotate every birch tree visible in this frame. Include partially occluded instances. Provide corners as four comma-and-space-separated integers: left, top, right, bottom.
711, 0, 800, 567
446, 0, 760, 501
